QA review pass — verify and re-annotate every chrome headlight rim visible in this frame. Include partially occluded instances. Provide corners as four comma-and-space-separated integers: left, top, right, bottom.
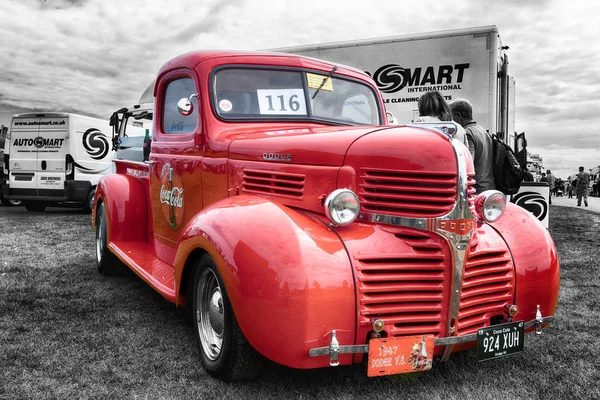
475, 190, 506, 222
323, 188, 360, 226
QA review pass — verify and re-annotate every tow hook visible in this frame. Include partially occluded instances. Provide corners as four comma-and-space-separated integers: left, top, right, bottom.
535, 305, 544, 335
328, 330, 340, 366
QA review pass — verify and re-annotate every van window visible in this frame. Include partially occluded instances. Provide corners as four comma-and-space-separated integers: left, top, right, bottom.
162, 77, 198, 134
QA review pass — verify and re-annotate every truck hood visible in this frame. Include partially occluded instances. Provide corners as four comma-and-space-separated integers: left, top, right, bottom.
227, 125, 391, 166
226, 123, 464, 219
227, 124, 456, 169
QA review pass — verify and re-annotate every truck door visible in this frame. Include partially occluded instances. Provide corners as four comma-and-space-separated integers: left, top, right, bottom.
8, 115, 40, 193
35, 115, 68, 193
149, 73, 203, 265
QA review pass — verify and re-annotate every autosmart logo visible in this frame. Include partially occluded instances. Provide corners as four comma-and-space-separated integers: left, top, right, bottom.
82, 128, 109, 160
367, 63, 470, 93
512, 192, 548, 221
12, 137, 65, 148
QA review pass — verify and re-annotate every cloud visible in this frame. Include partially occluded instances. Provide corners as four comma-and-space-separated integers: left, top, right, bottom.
0, 0, 599, 178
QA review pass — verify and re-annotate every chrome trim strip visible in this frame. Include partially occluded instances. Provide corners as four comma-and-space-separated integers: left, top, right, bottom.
308, 316, 555, 358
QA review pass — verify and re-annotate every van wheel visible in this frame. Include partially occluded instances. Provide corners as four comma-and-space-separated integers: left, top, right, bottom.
189, 255, 263, 382
83, 187, 96, 213
95, 202, 120, 275
25, 202, 46, 212
0, 197, 22, 206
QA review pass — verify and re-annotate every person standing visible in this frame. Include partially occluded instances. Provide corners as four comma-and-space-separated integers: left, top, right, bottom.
546, 170, 556, 204
576, 166, 590, 207
450, 98, 495, 193
415, 91, 467, 146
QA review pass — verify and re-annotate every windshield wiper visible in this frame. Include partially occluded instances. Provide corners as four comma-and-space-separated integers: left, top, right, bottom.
311, 65, 338, 99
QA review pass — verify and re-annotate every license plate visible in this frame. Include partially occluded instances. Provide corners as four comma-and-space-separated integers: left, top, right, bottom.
477, 321, 524, 362
367, 335, 434, 377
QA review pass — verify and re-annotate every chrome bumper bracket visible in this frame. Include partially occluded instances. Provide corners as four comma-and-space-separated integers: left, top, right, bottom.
309, 315, 555, 365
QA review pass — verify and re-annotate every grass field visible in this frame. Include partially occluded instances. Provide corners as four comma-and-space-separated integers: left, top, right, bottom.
0, 205, 598, 399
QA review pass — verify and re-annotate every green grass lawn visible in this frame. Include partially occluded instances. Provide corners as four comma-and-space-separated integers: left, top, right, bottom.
0, 205, 598, 399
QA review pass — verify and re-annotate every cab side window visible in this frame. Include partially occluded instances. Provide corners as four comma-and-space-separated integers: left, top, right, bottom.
162, 77, 198, 134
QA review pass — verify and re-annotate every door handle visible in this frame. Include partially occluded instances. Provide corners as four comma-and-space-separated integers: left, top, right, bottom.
145, 160, 155, 165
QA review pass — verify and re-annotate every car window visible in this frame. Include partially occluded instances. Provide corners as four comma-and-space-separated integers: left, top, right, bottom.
212, 67, 381, 125
162, 77, 198, 134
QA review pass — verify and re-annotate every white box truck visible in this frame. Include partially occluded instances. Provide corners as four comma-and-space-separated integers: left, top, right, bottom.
2, 112, 126, 212
271, 25, 517, 147
109, 95, 153, 162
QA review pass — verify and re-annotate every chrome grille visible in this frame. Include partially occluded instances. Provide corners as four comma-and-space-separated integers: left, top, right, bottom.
359, 168, 457, 218
467, 173, 477, 217
242, 169, 304, 198
456, 245, 515, 335
355, 230, 451, 337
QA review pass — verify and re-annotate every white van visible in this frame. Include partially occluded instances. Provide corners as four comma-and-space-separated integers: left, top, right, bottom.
2, 112, 121, 212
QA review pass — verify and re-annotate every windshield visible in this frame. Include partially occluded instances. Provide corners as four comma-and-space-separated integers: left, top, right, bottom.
212, 67, 381, 125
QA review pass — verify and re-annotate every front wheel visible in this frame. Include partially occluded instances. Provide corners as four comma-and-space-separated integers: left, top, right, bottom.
189, 255, 263, 381
95, 202, 121, 275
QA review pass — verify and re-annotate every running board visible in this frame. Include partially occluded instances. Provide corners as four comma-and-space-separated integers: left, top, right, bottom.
109, 241, 176, 303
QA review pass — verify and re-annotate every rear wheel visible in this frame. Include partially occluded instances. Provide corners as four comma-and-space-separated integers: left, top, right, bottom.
95, 202, 120, 275
25, 202, 46, 212
189, 255, 263, 381
0, 196, 22, 206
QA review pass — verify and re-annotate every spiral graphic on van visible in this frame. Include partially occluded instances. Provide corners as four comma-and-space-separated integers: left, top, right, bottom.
372, 64, 407, 93
34, 137, 45, 148
82, 128, 109, 160
512, 191, 548, 221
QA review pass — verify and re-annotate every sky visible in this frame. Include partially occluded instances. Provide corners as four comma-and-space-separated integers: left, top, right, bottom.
1, 0, 599, 180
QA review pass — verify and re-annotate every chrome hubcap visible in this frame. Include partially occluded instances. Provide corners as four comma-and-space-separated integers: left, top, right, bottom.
197, 269, 224, 361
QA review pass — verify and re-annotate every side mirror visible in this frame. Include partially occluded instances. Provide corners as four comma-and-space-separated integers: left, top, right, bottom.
386, 111, 398, 125
178, 94, 199, 116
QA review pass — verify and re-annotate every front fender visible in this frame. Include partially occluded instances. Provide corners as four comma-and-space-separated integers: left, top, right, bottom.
93, 174, 148, 242
175, 195, 355, 369
489, 202, 560, 323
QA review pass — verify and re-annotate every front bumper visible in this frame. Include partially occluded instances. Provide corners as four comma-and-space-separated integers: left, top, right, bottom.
309, 314, 554, 366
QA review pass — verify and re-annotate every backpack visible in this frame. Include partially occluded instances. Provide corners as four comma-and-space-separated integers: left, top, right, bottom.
490, 134, 524, 195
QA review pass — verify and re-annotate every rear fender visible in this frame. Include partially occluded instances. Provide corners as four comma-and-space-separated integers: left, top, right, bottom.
489, 202, 560, 323
92, 174, 148, 242
175, 195, 356, 368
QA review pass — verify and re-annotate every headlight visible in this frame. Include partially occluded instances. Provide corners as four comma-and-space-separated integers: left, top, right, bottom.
475, 190, 506, 222
323, 189, 360, 226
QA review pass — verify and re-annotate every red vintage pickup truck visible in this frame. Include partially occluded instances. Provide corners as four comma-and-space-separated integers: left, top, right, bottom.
92, 50, 559, 381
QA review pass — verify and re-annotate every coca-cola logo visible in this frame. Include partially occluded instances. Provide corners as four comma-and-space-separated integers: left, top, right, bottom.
159, 163, 185, 229
160, 185, 184, 208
